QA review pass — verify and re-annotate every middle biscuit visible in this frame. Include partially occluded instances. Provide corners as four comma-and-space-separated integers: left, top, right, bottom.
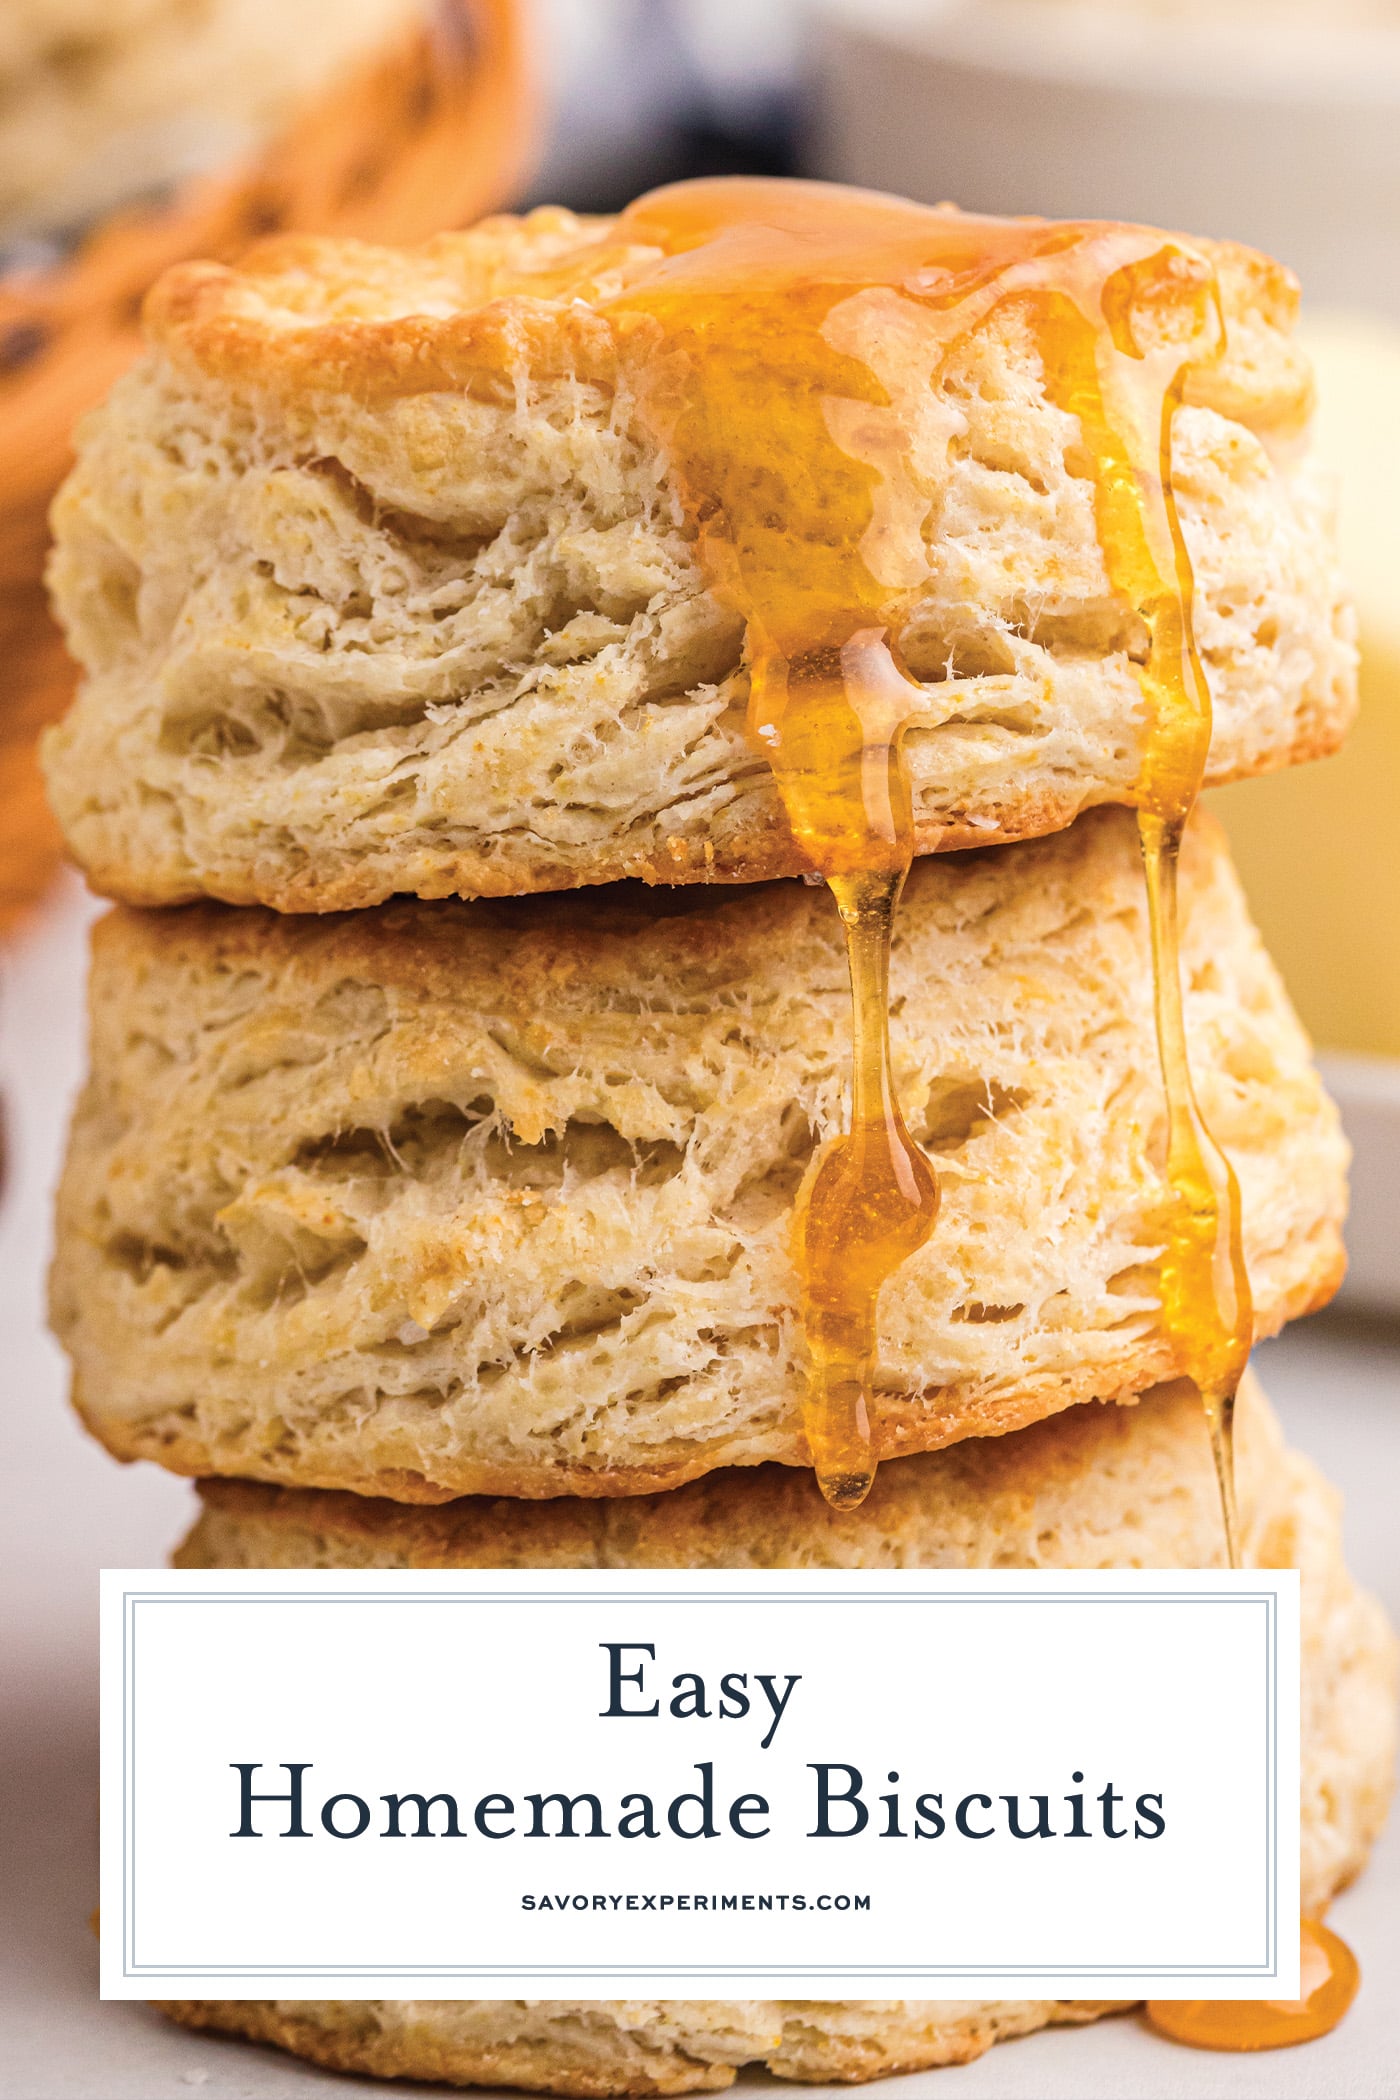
52, 805, 1346, 1501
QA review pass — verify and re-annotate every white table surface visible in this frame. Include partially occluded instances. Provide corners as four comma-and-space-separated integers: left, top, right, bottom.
3, 873, 1397, 2100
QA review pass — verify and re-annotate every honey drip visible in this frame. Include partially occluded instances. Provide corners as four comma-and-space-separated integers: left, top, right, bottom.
1147, 1915, 1360, 2050
563, 179, 1250, 1519
1138, 810, 1252, 1564
1015, 234, 1254, 1564
747, 630, 938, 1505
795, 861, 939, 1506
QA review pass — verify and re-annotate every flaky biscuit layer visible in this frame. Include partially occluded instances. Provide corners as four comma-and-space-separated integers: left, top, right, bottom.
42, 204, 1354, 909
52, 809, 1346, 1499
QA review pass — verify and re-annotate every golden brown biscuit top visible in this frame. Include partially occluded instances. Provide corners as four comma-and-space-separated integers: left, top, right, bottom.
143, 177, 1309, 431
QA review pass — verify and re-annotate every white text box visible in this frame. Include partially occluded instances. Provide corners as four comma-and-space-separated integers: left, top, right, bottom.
100, 1569, 1299, 1998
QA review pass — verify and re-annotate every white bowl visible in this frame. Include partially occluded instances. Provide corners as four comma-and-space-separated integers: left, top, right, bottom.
809, 0, 1400, 314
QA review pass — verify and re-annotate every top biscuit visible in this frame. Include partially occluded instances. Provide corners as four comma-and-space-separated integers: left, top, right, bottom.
43, 187, 1355, 911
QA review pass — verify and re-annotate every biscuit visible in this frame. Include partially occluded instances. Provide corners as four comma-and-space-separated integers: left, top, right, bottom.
166, 1375, 1399, 2089
159, 1997, 1116, 2091
42, 203, 1354, 910
0, 0, 420, 243
51, 807, 1348, 1499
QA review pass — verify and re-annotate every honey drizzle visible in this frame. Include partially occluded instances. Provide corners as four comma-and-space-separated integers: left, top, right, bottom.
1039, 252, 1255, 1568
1138, 811, 1251, 1565
1147, 1915, 1360, 2051
750, 630, 938, 1506
585, 181, 1248, 1525
796, 860, 939, 1505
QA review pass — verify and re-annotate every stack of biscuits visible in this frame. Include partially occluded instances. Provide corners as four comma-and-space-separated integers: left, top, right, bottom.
43, 188, 1397, 2089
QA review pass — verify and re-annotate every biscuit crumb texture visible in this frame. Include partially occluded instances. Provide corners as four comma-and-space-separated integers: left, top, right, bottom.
42, 209, 1355, 909
166, 1376, 1398, 2090
52, 809, 1347, 1498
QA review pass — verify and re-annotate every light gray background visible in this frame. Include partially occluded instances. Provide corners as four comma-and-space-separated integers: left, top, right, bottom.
4, 875, 1397, 2099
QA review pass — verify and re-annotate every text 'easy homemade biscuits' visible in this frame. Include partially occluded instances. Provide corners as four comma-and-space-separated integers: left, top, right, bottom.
41, 201, 1354, 910
51, 807, 1346, 1499
167, 1376, 1398, 2090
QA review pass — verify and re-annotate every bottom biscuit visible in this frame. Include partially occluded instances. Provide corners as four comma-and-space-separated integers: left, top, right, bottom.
164, 1375, 1396, 2091
158, 1997, 1121, 2092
